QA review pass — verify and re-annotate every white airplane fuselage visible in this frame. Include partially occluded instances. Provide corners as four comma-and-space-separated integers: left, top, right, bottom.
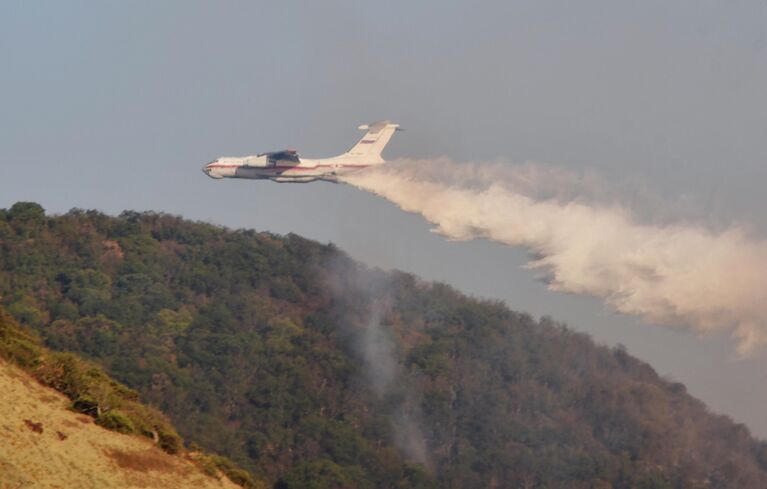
203, 121, 399, 183
203, 156, 377, 183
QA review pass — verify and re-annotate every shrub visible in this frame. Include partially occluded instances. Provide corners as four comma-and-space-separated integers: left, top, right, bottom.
97, 410, 136, 434
158, 428, 183, 455
0, 309, 43, 368
72, 396, 100, 416
208, 455, 267, 489
34, 352, 94, 399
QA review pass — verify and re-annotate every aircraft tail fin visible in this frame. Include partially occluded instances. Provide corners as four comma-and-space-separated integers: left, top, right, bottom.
343, 121, 400, 162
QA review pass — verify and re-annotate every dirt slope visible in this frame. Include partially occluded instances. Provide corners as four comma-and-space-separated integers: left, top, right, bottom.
0, 360, 239, 489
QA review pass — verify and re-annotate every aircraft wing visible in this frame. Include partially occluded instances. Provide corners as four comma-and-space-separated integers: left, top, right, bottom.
257, 149, 300, 163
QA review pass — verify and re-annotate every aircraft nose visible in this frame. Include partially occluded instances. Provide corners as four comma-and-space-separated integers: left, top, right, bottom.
202, 161, 224, 179
202, 162, 216, 178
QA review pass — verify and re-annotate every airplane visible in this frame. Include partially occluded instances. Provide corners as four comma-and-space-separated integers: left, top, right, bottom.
202, 121, 401, 183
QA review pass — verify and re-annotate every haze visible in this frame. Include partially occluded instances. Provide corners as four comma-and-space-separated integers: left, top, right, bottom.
2, 1, 766, 436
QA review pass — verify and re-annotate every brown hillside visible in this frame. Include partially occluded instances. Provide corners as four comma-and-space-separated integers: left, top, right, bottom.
0, 359, 240, 489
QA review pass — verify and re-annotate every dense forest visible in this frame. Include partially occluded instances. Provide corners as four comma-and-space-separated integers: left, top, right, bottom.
1, 201, 766, 488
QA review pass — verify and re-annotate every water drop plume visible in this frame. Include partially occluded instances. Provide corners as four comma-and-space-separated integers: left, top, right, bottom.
342, 159, 767, 355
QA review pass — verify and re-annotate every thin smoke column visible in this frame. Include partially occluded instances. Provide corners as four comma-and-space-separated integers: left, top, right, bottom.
359, 298, 429, 467
326, 262, 430, 467
342, 159, 767, 356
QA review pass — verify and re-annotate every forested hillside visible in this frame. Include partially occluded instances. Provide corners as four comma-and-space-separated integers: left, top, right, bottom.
2, 201, 766, 488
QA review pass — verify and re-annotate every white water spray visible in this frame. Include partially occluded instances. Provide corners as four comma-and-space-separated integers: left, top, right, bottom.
342, 159, 767, 356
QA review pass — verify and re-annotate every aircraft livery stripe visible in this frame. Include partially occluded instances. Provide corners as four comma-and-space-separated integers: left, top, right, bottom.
207, 164, 371, 171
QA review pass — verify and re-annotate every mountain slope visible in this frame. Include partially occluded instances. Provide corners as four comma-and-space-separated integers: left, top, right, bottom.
0, 303, 261, 489
1, 202, 767, 488
0, 358, 242, 489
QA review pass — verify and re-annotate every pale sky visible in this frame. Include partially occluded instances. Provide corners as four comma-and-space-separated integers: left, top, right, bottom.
2, 1, 766, 436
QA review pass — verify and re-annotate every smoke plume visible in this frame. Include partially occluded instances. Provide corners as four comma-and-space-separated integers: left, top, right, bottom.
342, 159, 767, 356
359, 300, 429, 467
326, 261, 431, 467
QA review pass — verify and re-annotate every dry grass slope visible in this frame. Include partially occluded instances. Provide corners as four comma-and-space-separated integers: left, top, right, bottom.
0, 359, 240, 489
